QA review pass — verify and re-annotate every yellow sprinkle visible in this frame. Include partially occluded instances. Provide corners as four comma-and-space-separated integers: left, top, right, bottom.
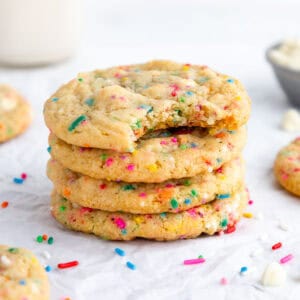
147, 164, 158, 172
218, 175, 226, 180
182, 65, 190, 71
133, 216, 143, 224
131, 150, 138, 156
243, 212, 253, 218
236, 96, 241, 101
121, 77, 128, 82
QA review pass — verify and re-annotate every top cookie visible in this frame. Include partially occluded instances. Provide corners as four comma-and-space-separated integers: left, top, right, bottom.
0, 245, 49, 300
274, 137, 300, 196
44, 60, 251, 151
0, 85, 32, 142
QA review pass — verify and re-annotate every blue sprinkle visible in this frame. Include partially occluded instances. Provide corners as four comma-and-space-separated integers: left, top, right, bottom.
115, 247, 126, 257
19, 279, 26, 285
138, 104, 153, 113
184, 199, 191, 205
13, 178, 24, 184
47, 146, 52, 153
160, 212, 167, 218
85, 98, 95, 106
216, 193, 230, 199
51, 97, 59, 102
227, 79, 234, 83
190, 142, 198, 148
121, 229, 127, 235
126, 261, 136, 270
217, 158, 223, 164
186, 91, 194, 96
240, 266, 248, 273
45, 265, 52, 272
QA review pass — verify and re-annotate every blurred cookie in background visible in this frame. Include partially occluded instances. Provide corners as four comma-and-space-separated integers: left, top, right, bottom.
0, 84, 32, 143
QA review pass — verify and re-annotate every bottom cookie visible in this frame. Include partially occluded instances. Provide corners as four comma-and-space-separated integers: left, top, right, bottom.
0, 245, 49, 300
51, 187, 248, 241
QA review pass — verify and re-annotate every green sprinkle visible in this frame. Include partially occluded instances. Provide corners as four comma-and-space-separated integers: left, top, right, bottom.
179, 97, 185, 103
51, 97, 59, 102
131, 119, 142, 129
198, 255, 203, 259
101, 154, 108, 161
85, 98, 95, 106
68, 115, 87, 132
174, 109, 182, 116
191, 189, 198, 197
180, 144, 187, 150
122, 184, 136, 191
8, 248, 18, 254
170, 198, 179, 209
59, 206, 66, 212
36, 235, 43, 243
78, 78, 83, 82
160, 212, 167, 218
47, 237, 54, 245
183, 179, 191, 186
220, 218, 228, 227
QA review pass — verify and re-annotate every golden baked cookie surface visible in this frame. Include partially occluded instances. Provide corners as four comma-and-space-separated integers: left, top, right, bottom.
44, 60, 251, 151
0, 245, 49, 300
274, 137, 300, 196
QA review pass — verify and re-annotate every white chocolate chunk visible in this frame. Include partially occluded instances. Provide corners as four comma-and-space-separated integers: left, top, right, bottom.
261, 262, 286, 286
281, 109, 300, 132
0, 255, 11, 267
279, 220, 289, 231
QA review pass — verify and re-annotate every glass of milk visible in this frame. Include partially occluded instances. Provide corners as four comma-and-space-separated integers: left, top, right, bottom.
0, 0, 81, 66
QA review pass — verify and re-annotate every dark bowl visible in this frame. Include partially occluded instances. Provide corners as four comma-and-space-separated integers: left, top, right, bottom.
266, 42, 300, 107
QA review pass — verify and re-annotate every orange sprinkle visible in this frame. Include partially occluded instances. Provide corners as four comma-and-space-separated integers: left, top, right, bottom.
42, 234, 48, 241
214, 132, 226, 139
63, 187, 71, 197
157, 188, 174, 201
1, 201, 8, 208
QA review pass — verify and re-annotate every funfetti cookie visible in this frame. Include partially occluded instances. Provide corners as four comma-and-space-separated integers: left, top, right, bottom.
44, 60, 251, 151
274, 137, 300, 196
49, 126, 247, 183
50, 186, 248, 241
0, 245, 49, 300
0, 85, 32, 142
47, 157, 245, 214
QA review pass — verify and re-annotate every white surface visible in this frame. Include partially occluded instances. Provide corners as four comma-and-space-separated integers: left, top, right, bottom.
1, 1, 300, 299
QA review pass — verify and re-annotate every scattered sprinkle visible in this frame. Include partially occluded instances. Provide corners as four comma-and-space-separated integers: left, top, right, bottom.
220, 218, 228, 227
68, 115, 87, 132
36, 235, 43, 243
220, 277, 228, 285
186, 91, 194, 96
227, 79, 234, 83
126, 261, 136, 270
51, 97, 59, 102
47, 146, 52, 153
190, 189, 198, 197
279, 221, 289, 231
184, 199, 191, 205
114, 248, 126, 257
122, 184, 136, 191
240, 266, 248, 275
42, 251, 51, 260
138, 104, 153, 113
42, 234, 48, 241
126, 164, 135, 171
13, 177, 24, 184
1, 201, 8, 209
48, 237, 54, 245
280, 254, 293, 264
272, 242, 282, 250
21, 173, 27, 180
243, 212, 253, 218
57, 261, 79, 269
248, 200, 254, 205
45, 265, 52, 272
19, 280, 26, 285
114, 217, 126, 229
224, 225, 236, 234
183, 258, 205, 265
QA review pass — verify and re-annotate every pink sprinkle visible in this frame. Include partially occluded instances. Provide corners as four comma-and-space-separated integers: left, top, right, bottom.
120, 155, 127, 160
165, 183, 175, 188
183, 258, 205, 265
160, 140, 168, 145
105, 158, 114, 167
139, 192, 147, 197
81, 120, 88, 126
281, 172, 289, 180
80, 207, 93, 213
220, 277, 228, 285
248, 200, 253, 205
127, 164, 135, 171
114, 217, 126, 229
280, 254, 293, 264
171, 137, 178, 143
21, 173, 27, 180
187, 208, 197, 217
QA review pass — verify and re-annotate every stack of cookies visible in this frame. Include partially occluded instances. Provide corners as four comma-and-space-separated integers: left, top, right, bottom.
44, 60, 251, 241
